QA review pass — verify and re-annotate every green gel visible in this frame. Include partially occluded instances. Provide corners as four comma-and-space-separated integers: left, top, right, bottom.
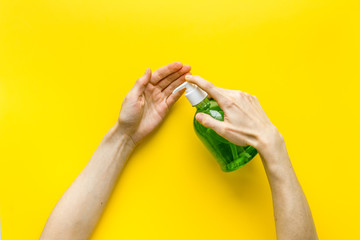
193, 98, 257, 172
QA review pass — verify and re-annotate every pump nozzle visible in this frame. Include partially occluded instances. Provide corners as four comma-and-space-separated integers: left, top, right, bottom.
172, 82, 208, 106
172, 82, 195, 94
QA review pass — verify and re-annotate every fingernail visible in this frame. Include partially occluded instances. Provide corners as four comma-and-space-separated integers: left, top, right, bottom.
185, 75, 192, 80
195, 113, 202, 121
145, 68, 150, 75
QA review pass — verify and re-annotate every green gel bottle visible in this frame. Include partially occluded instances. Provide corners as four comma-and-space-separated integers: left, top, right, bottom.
173, 82, 257, 172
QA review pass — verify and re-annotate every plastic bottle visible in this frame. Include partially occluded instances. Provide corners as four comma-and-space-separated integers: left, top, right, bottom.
173, 82, 257, 172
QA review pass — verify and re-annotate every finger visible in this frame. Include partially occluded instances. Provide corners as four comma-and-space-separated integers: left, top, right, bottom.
157, 64, 191, 90
185, 75, 223, 102
195, 113, 225, 136
131, 68, 151, 96
166, 88, 185, 107
151, 62, 183, 84
162, 72, 190, 97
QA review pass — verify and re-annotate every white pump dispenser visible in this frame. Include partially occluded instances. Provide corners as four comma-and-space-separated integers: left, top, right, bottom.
172, 82, 208, 106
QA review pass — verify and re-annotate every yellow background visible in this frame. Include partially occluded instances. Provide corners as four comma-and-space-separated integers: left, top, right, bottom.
0, 0, 359, 239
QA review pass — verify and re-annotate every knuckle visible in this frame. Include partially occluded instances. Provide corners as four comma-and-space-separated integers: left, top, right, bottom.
225, 99, 238, 109
222, 98, 232, 107
214, 124, 224, 135
230, 101, 238, 108
237, 91, 245, 98
200, 117, 208, 126
217, 127, 225, 136
222, 125, 233, 135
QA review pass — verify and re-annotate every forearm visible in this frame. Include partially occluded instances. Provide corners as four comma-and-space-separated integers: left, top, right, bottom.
258, 130, 317, 240
40, 122, 134, 240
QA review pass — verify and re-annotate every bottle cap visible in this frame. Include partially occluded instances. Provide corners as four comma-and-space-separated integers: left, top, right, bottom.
172, 82, 208, 106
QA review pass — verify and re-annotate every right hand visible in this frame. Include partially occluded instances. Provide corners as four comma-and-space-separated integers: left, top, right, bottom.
185, 75, 284, 157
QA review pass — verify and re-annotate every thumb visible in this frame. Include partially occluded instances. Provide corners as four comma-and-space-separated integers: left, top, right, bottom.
195, 113, 225, 136
131, 68, 151, 96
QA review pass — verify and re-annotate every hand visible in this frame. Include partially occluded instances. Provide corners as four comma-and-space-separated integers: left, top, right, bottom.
186, 75, 318, 240
117, 62, 191, 146
185, 75, 283, 157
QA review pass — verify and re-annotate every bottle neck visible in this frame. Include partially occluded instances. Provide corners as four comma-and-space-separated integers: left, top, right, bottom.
195, 97, 210, 110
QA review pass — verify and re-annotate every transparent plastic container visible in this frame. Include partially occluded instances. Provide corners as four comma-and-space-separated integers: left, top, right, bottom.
173, 81, 257, 172
193, 98, 257, 172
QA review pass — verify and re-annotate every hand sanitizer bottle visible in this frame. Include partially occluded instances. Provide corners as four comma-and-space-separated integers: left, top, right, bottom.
173, 82, 257, 172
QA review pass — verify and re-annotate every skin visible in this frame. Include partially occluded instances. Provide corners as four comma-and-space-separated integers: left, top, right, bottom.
186, 75, 318, 240
40, 65, 317, 240
40, 62, 190, 240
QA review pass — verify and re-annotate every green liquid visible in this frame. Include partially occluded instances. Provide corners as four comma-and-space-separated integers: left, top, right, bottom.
193, 98, 257, 172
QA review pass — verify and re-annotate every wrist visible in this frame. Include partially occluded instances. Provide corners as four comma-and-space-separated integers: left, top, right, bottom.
110, 122, 136, 152
256, 125, 291, 170
256, 125, 283, 154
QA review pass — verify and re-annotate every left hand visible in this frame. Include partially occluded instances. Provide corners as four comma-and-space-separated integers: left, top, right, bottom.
117, 62, 191, 146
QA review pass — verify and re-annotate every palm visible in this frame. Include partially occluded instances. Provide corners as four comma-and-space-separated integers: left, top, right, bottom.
119, 62, 191, 145
133, 84, 172, 141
